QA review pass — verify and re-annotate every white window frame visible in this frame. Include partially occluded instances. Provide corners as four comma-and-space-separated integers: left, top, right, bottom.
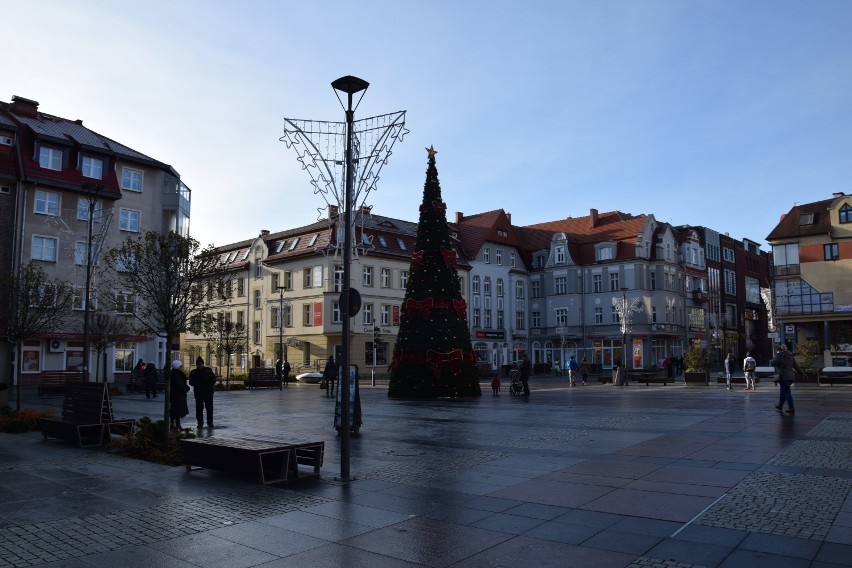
362, 303, 373, 325
400, 270, 409, 289
34, 190, 60, 216
381, 267, 391, 288
363, 266, 373, 287
32, 235, 58, 262
81, 156, 103, 179
496, 249, 503, 265
119, 208, 141, 232
74, 241, 89, 266
483, 247, 491, 264
115, 291, 137, 314
39, 146, 62, 171
121, 167, 143, 191
77, 198, 102, 222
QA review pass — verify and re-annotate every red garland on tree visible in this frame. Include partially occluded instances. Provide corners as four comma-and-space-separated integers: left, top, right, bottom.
388, 146, 481, 399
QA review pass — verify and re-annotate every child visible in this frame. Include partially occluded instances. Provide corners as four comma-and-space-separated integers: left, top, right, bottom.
491, 375, 501, 396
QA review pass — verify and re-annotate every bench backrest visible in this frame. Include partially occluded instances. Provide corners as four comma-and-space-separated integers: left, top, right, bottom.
61, 382, 114, 424
249, 368, 277, 380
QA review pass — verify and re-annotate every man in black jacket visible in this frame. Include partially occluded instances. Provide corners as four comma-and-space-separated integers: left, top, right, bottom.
189, 356, 217, 428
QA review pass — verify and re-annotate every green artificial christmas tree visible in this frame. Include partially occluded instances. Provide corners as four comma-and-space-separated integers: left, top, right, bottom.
388, 146, 481, 399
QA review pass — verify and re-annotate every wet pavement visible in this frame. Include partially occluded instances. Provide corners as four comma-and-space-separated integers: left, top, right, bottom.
1, 376, 851, 567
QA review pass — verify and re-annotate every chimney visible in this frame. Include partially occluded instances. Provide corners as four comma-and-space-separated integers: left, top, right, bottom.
328, 205, 339, 219
589, 208, 598, 229
11, 96, 39, 118
260, 229, 270, 237
74, 119, 83, 126
455, 212, 463, 223
506, 212, 512, 224
833, 192, 845, 198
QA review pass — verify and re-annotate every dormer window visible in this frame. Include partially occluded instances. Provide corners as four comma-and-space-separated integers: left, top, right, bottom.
555, 245, 565, 264
275, 241, 286, 253
39, 146, 62, 171
82, 156, 103, 179
397, 238, 407, 251
378, 235, 388, 247
289, 238, 300, 251
597, 246, 613, 261
309, 233, 318, 246
799, 212, 815, 225
840, 204, 852, 224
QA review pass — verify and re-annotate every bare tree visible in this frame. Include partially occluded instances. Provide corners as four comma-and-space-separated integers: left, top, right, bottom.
202, 314, 246, 387
88, 310, 136, 383
103, 231, 224, 444
0, 262, 75, 409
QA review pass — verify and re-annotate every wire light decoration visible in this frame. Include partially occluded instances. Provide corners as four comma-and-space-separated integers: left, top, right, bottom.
612, 295, 642, 336
760, 286, 776, 333
280, 111, 408, 258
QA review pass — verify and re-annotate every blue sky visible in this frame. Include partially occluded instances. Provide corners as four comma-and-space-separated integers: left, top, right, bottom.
6, 0, 852, 250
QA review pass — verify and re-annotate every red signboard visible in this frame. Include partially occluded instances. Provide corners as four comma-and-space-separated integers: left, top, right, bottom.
313, 302, 323, 327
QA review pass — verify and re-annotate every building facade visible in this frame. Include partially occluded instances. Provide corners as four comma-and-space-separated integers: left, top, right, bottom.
0, 95, 190, 384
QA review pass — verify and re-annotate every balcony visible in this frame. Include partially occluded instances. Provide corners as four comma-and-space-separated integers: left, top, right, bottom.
691, 290, 709, 302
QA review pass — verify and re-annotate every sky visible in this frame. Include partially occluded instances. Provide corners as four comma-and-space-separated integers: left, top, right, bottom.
5, 0, 852, 251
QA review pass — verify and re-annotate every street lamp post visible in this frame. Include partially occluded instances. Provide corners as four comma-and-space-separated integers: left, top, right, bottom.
612, 287, 641, 385
276, 286, 289, 387
81, 183, 103, 382
620, 287, 629, 374
332, 75, 369, 482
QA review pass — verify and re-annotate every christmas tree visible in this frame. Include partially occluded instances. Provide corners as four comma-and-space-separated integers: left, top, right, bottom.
388, 146, 481, 399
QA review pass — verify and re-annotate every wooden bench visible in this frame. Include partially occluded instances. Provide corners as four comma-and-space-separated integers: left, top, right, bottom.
39, 382, 134, 447
628, 371, 670, 386
126, 369, 166, 394
819, 367, 852, 386
180, 437, 324, 484
38, 371, 81, 396
245, 368, 282, 390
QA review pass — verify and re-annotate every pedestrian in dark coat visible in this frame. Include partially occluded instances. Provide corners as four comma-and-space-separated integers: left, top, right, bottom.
771, 344, 803, 414
282, 360, 291, 387
519, 354, 531, 396
143, 362, 159, 399
189, 356, 217, 428
323, 356, 338, 397
169, 360, 189, 429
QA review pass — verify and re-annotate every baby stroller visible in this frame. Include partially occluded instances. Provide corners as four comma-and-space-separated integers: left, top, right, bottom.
508, 369, 524, 395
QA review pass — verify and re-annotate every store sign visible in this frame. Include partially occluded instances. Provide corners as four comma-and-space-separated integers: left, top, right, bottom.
835, 304, 852, 313
476, 331, 505, 339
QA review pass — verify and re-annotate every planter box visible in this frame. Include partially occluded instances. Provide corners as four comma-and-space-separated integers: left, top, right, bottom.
684, 371, 709, 385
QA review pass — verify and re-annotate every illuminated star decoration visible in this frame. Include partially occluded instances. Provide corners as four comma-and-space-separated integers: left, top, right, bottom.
426, 145, 437, 157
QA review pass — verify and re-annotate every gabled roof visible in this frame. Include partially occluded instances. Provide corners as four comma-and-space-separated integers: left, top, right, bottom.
454, 209, 522, 261
766, 198, 834, 241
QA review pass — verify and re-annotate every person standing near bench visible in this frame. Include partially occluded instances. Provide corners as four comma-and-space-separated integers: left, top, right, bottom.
189, 356, 216, 428
169, 361, 189, 430
323, 356, 338, 398
282, 359, 291, 387
143, 362, 159, 399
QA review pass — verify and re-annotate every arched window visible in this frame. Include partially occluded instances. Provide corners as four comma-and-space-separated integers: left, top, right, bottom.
840, 203, 852, 224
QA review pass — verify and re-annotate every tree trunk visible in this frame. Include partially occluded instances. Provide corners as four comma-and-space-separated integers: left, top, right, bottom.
163, 333, 172, 449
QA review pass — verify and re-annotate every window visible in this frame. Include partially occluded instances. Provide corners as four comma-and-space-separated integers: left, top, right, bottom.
121, 168, 143, 191
649, 272, 656, 290
515, 281, 524, 299
114, 341, 136, 373
271, 307, 280, 329
723, 247, 736, 263
555, 246, 565, 264
32, 235, 58, 262
483, 277, 491, 296
609, 273, 620, 291
39, 146, 62, 170
554, 276, 567, 295
237, 310, 245, 326
516, 311, 525, 330
381, 268, 390, 288
302, 268, 312, 288
593, 274, 602, 293
496, 310, 504, 328
611, 306, 620, 324
377, 235, 388, 248
651, 306, 657, 323
473, 308, 480, 328
531, 311, 541, 328
510, 253, 516, 267
472, 275, 480, 294
254, 290, 261, 309
34, 190, 59, 216
334, 265, 344, 292
270, 273, 279, 291
799, 212, 815, 225
555, 308, 568, 326
303, 304, 312, 326
594, 307, 603, 324
381, 304, 390, 326
119, 209, 140, 232
255, 257, 262, 278
496, 250, 503, 265
77, 198, 102, 222
483, 247, 490, 264
309, 233, 318, 246
531, 280, 540, 298
363, 303, 373, 325
397, 238, 407, 251
115, 291, 136, 314
824, 243, 839, 260
496, 278, 504, 297
288, 238, 300, 251
253, 322, 261, 344
536, 255, 545, 268
484, 310, 492, 328
332, 302, 342, 323
74, 242, 89, 266
400, 270, 409, 289
724, 269, 736, 295
363, 266, 373, 286
237, 278, 246, 297
840, 204, 852, 224
81, 156, 103, 179
598, 247, 613, 261
773, 243, 799, 268
312, 266, 323, 288
72, 286, 85, 310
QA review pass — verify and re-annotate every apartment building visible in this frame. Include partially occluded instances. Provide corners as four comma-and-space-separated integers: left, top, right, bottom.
0, 95, 190, 383
767, 192, 852, 365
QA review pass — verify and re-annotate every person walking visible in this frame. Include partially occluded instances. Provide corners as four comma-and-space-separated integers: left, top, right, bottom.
491, 374, 501, 396
282, 359, 291, 388
771, 344, 803, 414
579, 356, 591, 385
519, 354, 531, 396
323, 356, 338, 398
663, 356, 674, 379
724, 351, 736, 390
169, 360, 189, 430
567, 355, 579, 386
743, 352, 757, 391
189, 356, 216, 428
143, 361, 159, 399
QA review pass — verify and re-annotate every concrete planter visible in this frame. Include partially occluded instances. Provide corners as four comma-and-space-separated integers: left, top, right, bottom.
684, 371, 709, 385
